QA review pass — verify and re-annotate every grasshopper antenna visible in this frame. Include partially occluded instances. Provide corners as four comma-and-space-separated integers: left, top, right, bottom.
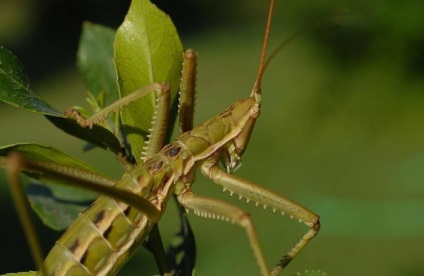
251, 0, 275, 96
252, 3, 347, 96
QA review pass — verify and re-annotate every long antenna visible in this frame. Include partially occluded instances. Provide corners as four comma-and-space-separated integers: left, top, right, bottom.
252, 0, 275, 95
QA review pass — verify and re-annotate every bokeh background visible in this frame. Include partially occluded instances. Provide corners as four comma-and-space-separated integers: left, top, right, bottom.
1, 0, 424, 275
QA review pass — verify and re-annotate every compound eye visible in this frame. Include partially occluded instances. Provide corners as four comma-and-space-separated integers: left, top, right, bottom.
249, 105, 260, 118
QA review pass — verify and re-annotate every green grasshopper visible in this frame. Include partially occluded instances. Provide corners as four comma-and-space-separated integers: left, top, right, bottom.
1, 0, 320, 275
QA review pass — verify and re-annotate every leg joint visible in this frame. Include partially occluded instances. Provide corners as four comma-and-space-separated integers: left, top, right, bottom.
237, 211, 253, 228
312, 216, 321, 232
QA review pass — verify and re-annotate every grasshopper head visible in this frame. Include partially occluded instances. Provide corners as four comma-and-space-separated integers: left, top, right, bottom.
221, 91, 261, 172
235, 91, 261, 144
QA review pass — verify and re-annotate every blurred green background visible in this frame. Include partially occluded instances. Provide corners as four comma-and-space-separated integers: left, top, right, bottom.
1, 0, 424, 275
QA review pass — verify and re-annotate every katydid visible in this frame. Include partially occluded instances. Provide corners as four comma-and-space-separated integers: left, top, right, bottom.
2, 0, 320, 275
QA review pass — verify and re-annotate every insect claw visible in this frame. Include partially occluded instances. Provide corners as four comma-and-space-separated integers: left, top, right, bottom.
246, 198, 250, 203
238, 195, 243, 200
290, 215, 294, 219
272, 208, 276, 212
263, 204, 267, 210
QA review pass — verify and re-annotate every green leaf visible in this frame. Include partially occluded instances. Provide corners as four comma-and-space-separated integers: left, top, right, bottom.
46, 116, 122, 155
27, 183, 91, 231
0, 46, 62, 116
0, 143, 113, 230
77, 22, 119, 106
114, 0, 183, 162
0, 143, 106, 201
0, 143, 104, 174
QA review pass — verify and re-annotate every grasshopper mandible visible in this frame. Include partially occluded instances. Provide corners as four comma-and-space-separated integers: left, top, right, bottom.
3, 0, 320, 275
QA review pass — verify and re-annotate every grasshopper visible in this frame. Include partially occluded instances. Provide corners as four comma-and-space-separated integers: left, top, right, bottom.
2, 0, 320, 275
